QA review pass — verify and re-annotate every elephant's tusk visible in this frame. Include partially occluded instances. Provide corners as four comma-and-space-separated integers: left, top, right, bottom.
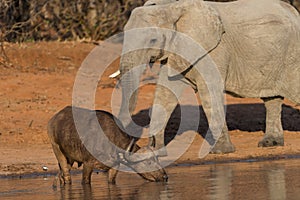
109, 70, 121, 78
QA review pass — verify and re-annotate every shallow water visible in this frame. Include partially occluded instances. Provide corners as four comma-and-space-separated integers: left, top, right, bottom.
1, 159, 300, 200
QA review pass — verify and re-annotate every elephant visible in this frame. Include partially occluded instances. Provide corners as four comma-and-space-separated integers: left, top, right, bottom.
118, 0, 300, 156
284, 0, 300, 12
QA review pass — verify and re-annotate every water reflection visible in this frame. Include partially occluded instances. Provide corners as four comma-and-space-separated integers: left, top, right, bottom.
268, 167, 286, 200
208, 165, 233, 200
58, 181, 170, 200
59, 185, 95, 200
206, 162, 290, 200
1, 159, 300, 200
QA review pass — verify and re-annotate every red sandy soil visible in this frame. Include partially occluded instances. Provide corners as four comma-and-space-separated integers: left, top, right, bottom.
0, 41, 299, 176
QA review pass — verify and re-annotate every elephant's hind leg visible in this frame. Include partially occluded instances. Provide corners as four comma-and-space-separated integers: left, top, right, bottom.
259, 96, 284, 147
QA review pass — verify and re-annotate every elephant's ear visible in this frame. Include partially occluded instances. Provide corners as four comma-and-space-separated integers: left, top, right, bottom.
165, 0, 225, 76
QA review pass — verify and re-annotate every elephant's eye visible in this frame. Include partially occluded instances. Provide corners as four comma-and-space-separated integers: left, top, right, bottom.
150, 38, 157, 44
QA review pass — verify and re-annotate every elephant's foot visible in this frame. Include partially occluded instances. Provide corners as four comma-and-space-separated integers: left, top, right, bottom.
209, 135, 235, 154
258, 136, 284, 147
210, 141, 235, 154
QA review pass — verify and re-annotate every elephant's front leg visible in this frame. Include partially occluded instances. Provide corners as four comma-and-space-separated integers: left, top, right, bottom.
258, 96, 284, 147
195, 73, 235, 155
149, 66, 186, 156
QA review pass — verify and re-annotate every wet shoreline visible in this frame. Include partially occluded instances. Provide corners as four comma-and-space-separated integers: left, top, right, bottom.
2, 153, 300, 180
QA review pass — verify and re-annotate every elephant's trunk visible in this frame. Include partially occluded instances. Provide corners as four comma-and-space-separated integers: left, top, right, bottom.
118, 53, 146, 134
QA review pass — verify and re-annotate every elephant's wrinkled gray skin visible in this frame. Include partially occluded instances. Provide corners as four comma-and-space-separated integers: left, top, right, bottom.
119, 0, 300, 156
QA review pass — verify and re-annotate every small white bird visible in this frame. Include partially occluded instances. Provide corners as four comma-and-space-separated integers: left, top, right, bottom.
42, 166, 48, 171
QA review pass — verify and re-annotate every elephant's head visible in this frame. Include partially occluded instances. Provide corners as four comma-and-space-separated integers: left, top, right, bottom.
119, 0, 224, 132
